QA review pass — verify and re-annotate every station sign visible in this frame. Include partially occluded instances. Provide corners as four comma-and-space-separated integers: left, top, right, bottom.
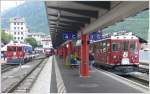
63, 32, 77, 40
89, 32, 103, 40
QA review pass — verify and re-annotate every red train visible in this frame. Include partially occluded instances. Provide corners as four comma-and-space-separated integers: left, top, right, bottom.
44, 48, 54, 57
5, 42, 33, 64
57, 31, 140, 74
90, 32, 140, 73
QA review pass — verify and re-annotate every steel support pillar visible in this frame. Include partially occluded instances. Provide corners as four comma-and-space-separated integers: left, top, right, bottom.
80, 34, 89, 77
66, 41, 72, 65
63, 45, 67, 64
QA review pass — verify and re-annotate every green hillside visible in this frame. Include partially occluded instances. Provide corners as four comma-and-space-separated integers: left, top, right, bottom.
1, 1, 49, 34
1, 2, 148, 40
102, 10, 149, 40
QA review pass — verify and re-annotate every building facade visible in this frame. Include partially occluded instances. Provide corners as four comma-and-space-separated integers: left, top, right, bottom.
10, 17, 29, 42
28, 32, 47, 45
41, 35, 52, 48
28, 32, 52, 48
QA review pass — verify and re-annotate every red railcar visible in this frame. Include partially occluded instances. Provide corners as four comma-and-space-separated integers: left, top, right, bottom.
44, 48, 54, 57
5, 42, 33, 64
90, 32, 140, 73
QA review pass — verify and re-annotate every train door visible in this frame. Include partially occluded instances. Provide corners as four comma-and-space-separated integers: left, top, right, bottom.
6, 46, 15, 59
107, 39, 111, 64
121, 40, 130, 65
16, 46, 25, 59
102, 40, 107, 64
129, 40, 139, 64
110, 40, 122, 65
95, 42, 100, 60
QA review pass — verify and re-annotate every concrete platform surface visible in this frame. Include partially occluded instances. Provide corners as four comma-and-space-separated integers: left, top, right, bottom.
30, 56, 53, 93
50, 56, 146, 93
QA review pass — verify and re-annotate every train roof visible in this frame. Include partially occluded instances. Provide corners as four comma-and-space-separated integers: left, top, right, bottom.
7, 42, 32, 47
90, 34, 139, 44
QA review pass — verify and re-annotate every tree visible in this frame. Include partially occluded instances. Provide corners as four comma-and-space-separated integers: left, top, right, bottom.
25, 37, 38, 48
1, 30, 13, 44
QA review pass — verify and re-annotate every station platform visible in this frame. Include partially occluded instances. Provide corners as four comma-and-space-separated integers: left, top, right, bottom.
30, 56, 147, 93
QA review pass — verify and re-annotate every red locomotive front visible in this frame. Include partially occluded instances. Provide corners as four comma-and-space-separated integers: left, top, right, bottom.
91, 32, 140, 73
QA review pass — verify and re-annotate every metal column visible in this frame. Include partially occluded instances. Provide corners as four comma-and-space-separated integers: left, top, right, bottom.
80, 34, 89, 77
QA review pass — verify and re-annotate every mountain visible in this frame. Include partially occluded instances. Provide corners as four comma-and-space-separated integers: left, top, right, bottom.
1, 1, 49, 34
1, 2, 148, 41
103, 10, 149, 41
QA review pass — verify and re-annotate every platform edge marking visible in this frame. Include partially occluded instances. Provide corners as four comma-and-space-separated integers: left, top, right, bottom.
54, 56, 67, 93
49, 56, 53, 93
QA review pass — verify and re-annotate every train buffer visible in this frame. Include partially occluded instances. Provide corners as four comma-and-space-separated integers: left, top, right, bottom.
30, 55, 148, 93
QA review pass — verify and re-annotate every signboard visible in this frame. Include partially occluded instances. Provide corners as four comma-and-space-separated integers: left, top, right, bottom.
89, 32, 103, 40
63, 32, 77, 40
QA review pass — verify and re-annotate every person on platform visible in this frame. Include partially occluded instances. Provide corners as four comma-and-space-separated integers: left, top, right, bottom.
89, 51, 95, 70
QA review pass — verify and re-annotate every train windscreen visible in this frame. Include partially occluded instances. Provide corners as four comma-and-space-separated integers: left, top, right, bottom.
130, 41, 136, 52
7, 46, 22, 51
7, 46, 16, 51
112, 43, 120, 52
17, 47, 22, 51
123, 42, 129, 51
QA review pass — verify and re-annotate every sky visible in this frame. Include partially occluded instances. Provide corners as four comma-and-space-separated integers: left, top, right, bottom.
1, 0, 25, 13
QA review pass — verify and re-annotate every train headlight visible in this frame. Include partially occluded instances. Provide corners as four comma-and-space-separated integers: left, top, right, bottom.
13, 52, 16, 56
113, 56, 117, 59
135, 55, 138, 58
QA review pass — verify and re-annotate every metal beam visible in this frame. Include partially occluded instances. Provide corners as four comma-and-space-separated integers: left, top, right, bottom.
75, 1, 111, 10
47, 6, 98, 18
82, 1, 148, 34
49, 19, 85, 27
50, 26, 78, 31
49, 24, 81, 29
48, 13, 90, 23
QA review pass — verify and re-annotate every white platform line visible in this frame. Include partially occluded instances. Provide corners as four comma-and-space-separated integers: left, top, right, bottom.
54, 56, 67, 93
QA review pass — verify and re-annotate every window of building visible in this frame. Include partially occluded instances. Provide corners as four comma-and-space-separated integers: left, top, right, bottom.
14, 22, 16, 25
14, 27, 16, 30
14, 37, 16, 39
17, 22, 19, 25
21, 27, 23, 30
21, 32, 23, 35
18, 32, 20, 35
21, 37, 23, 39
14, 32, 16, 35
18, 37, 20, 39
18, 27, 19, 30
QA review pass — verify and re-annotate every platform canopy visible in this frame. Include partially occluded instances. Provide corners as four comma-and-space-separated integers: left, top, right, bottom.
45, 1, 148, 48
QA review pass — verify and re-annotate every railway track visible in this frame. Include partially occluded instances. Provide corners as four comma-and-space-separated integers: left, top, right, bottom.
1, 64, 18, 73
139, 63, 149, 74
138, 67, 149, 74
122, 75, 149, 87
94, 64, 149, 87
1, 55, 46, 73
2, 58, 48, 93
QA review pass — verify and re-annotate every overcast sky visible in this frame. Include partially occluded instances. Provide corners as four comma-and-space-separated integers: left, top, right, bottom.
1, 1, 25, 13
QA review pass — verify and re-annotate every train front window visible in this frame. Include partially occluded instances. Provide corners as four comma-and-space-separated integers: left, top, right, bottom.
7, 46, 16, 51
130, 41, 136, 52
112, 43, 119, 52
17, 47, 22, 51
123, 42, 128, 51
